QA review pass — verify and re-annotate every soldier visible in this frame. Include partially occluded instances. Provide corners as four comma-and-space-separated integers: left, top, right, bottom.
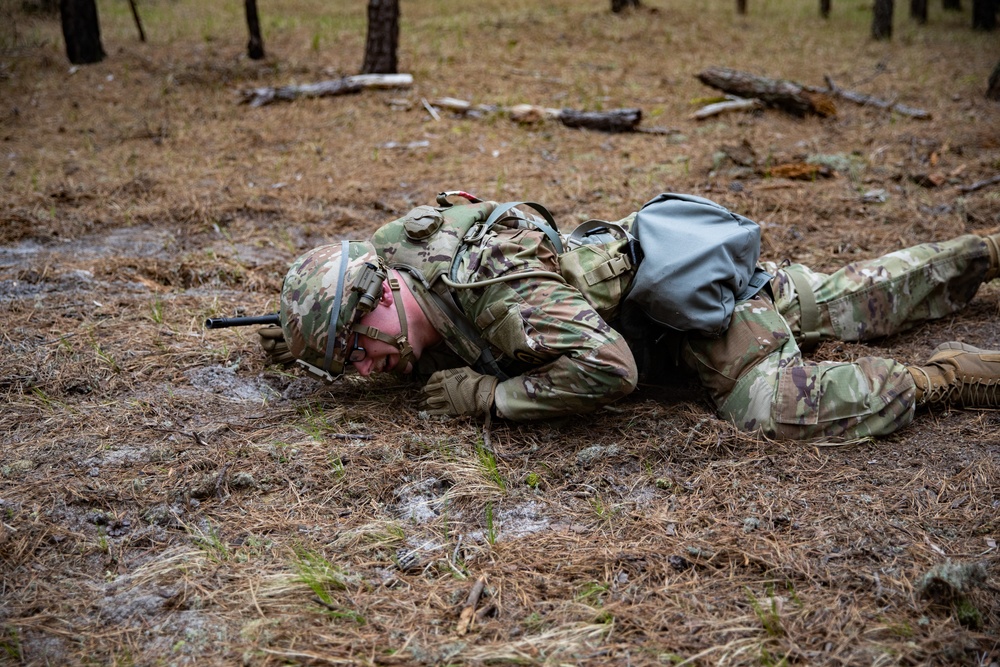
259, 195, 1000, 441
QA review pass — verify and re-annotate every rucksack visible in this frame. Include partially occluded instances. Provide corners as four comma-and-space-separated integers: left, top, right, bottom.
558, 193, 770, 336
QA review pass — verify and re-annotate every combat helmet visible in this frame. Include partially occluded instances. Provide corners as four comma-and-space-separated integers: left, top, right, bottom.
279, 241, 413, 381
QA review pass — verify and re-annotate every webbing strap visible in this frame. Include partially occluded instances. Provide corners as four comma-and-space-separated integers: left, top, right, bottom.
481, 201, 564, 254
323, 240, 351, 373
784, 265, 822, 349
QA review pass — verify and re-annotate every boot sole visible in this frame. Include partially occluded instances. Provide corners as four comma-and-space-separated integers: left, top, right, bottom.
932, 342, 984, 355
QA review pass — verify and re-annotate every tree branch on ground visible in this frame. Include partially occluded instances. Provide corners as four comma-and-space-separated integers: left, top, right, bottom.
240, 73, 413, 107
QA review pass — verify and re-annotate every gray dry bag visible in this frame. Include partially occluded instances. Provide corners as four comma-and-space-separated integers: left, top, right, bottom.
625, 193, 770, 336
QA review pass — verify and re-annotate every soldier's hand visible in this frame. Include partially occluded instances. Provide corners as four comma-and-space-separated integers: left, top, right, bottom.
258, 324, 295, 367
422, 367, 498, 417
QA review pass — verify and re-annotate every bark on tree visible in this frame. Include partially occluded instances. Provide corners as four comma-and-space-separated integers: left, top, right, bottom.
988, 59, 1000, 99
245, 0, 265, 60
361, 0, 399, 74
737, 0, 748, 14
820, 0, 832, 17
872, 0, 894, 38
943, 0, 961, 9
972, 0, 997, 29
59, 0, 105, 64
611, 0, 640, 13
911, 0, 928, 22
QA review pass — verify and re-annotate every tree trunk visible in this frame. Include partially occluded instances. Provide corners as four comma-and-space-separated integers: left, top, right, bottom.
972, 0, 997, 29
911, 0, 928, 22
820, 0, 832, 17
737, 0, 747, 14
988, 59, 1000, 100
245, 0, 265, 60
611, 0, 640, 12
943, 0, 961, 9
872, 0, 894, 38
361, 0, 399, 74
59, 0, 105, 64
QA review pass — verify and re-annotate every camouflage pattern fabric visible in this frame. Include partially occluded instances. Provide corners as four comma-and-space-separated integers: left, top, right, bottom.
361, 201, 994, 439
685, 234, 993, 440
279, 241, 382, 375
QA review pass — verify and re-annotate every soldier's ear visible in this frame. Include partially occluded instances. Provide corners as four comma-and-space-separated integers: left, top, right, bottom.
379, 278, 393, 306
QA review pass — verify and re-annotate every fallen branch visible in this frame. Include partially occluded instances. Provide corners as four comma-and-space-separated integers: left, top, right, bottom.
241, 73, 413, 107
696, 67, 836, 117
958, 174, 1000, 193
691, 95, 763, 120
813, 75, 931, 120
456, 576, 487, 635
429, 98, 642, 132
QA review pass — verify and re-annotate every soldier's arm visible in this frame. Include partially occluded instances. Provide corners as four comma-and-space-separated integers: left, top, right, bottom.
472, 276, 638, 420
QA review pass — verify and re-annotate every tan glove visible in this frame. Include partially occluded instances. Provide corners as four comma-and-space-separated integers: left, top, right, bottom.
422, 367, 498, 417
258, 324, 295, 367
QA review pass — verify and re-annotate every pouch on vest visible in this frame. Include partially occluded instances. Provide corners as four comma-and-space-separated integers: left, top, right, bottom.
624, 193, 769, 336
559, 219, 640, 322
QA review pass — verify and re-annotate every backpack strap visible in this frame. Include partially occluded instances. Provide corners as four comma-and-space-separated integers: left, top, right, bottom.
782, 265, 822, 350
469, 201, 564, 254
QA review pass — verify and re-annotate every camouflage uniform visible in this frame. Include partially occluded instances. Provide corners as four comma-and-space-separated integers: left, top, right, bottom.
366, 203, 994, 440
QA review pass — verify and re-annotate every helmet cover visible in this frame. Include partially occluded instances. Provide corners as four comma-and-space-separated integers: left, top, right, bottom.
279, 241, 384, 377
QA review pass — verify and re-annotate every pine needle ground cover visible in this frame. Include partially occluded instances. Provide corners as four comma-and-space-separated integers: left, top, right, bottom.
1, 1, 998, 664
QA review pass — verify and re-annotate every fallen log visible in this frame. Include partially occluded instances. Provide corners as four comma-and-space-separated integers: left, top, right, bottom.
813, 75, 931, 119
558, 107, 642, 132
241, 73, 413, 107
696, 67, 836, 117
429, 98, 642, 132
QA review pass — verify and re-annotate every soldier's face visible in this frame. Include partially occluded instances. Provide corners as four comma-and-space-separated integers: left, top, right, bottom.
350, 296, 410, 376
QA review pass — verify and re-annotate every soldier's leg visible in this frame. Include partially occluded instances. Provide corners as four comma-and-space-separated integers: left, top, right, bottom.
682, 294, 916, 440
763, 233, 1000, 345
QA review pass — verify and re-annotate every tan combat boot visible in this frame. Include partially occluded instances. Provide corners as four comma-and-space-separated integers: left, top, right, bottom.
908, 342, 1000, 408
985, 232, 1000, 282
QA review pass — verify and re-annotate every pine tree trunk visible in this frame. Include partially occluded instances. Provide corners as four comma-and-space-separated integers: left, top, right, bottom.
872, 0, 894, 38
972, 0, 997, 29
245, 0, 265, 60
59, 0, 105, 64
987, 59, 1000, 100
820, 0, 832, 17
611, 0, 640, 13
911, 0, 928, 22
361, 0, 399, 74
943, 0, 961, 10
737, 0, 748, 14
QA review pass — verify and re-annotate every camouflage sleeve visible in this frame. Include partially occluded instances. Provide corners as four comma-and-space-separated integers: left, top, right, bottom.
457, 228, 638, 420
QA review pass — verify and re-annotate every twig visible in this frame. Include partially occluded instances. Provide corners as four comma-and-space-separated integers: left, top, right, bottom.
329, 433, 373, 440
691, 95, 763, 120
421, 98, 441, 121
456, 575, 487, 635
958, 174, 1000, 193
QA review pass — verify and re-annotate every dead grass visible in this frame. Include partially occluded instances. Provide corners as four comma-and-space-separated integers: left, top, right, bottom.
1, 0, 999, 664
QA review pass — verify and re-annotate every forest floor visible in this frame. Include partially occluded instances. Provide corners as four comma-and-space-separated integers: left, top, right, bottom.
1, 0, 999, 665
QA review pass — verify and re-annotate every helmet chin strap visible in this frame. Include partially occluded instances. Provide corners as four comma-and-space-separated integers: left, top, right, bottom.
351, 276, 415, 375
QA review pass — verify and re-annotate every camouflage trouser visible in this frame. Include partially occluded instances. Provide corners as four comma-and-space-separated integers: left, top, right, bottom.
681, 234, 993, 440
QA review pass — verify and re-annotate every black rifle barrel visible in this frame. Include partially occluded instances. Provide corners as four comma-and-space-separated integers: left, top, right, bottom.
204, 314, 280, 329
